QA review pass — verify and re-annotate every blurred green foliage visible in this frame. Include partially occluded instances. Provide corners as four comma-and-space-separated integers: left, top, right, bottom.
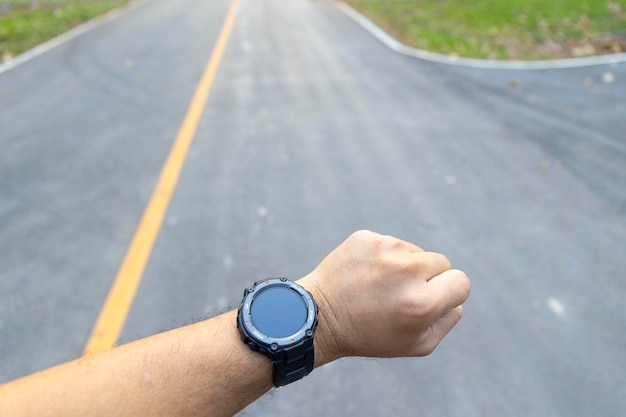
0, 0, 131, 61
344, 0, 626, 59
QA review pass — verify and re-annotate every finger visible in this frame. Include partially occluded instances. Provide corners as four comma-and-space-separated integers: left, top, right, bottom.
397, 238, 424, 253
380, 233, 424, 253
401, 251, 452, 281
420, 305, 464, 355
427, 269, 471, 316
434, 305, 464, 336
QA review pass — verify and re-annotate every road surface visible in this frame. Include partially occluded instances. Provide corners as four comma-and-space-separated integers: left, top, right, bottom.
1, 0, 625, 415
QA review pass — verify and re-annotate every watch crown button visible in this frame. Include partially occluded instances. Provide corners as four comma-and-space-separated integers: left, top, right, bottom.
248, 342, 259, 351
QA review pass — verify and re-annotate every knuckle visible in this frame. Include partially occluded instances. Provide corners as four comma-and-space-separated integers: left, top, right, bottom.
348, 230, 380, 252
419, 252, 451, 273
398, 293, 434, 321
350, 229, 377, 242
377, 253, 427, 279
349, 230, 394, 258
435, 253, 452, 270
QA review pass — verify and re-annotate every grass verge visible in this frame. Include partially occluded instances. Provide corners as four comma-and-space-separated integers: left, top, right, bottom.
343, 0, 626, 60
1, 0, 132, 62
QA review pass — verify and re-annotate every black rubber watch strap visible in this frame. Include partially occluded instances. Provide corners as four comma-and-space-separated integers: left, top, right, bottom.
271, 340, 315, 387
237, 278, 318, 388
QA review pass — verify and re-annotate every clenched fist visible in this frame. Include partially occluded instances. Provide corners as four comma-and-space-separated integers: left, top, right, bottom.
298, 230, 471, 364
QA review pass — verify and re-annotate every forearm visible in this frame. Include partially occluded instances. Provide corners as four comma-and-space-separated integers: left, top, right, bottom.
1, 311, 273, 417
0, 275, 338, 417
0, 279, 336, 417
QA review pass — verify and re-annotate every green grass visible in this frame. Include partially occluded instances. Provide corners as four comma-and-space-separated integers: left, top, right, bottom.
1, 0, 132, 62
344, 0, 626, 60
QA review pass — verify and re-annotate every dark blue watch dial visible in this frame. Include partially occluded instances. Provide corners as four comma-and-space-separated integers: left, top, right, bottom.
251, 286, 307, 338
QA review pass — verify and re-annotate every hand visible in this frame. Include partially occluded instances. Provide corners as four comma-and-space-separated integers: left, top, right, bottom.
298, 230, 471, 364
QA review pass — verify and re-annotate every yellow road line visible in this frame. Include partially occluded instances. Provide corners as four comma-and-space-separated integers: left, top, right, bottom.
82, 0, 241, 356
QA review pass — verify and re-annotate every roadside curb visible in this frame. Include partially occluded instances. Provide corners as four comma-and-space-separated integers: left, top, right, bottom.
338, 2, 626, 70
0, 0, 153, 76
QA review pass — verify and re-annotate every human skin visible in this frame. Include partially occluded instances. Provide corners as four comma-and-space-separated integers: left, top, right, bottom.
0, 230, 470, 417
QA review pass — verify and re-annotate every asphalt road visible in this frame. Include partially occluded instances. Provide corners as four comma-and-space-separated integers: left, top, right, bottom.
1, 0, 625, 415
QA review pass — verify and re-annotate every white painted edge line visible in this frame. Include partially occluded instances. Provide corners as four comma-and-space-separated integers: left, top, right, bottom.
0, 0, 153, 76
338, 2, 626, 70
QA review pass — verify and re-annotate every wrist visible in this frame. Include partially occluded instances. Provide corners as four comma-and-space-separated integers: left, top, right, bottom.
297, 274, 342, 367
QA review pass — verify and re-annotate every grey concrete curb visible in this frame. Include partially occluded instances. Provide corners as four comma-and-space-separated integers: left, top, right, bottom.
0, 0, 152, 76
338, 2, 626, 70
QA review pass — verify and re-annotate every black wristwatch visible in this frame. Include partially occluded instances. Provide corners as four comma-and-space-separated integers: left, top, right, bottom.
237, 278, 318, 387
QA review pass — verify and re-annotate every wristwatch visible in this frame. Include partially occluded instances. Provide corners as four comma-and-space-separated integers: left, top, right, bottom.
237, 277, 318, 387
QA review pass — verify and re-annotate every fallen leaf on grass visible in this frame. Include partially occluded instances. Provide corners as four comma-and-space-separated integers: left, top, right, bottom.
571, 44, 595, 57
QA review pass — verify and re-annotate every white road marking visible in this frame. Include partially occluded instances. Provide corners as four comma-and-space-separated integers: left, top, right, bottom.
223, 256, 234, 270
602, 72, 616, 84
547, 297, 565, 317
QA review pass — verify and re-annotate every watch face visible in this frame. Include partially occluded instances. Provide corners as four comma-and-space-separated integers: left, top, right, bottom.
238, 278, 318, 348
251, 287, 307, 338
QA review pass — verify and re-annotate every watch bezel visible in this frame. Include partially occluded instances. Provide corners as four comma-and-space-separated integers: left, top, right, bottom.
238, 278, 317, 349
